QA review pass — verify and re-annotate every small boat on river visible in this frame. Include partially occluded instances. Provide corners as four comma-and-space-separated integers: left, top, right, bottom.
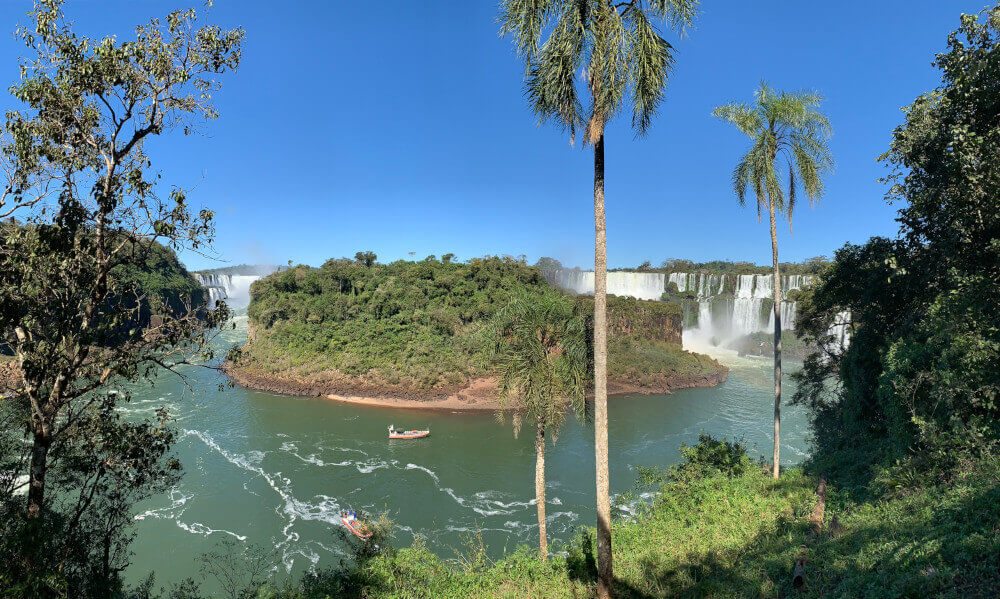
388, 425, 430, 440
340, 510, 373, 540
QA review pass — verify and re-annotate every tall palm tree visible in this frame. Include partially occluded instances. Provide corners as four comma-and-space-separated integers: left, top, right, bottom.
484, 290, 587, 560
713, 83, 833, 479
499, 3, 698, 593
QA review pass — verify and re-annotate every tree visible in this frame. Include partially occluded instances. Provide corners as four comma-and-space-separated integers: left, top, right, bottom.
354, 251, 377, 267
0, 0, 242, 594
483, 289, 586, 560
499, 2, 698, 592
713, 83, 832, 479
795, 6, 1000, 478
533, 256, 562, 272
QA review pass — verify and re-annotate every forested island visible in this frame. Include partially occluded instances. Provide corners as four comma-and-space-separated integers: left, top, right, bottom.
226, 255, 727, 408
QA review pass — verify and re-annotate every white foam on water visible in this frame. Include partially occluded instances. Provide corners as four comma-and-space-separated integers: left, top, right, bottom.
356, 459, 395, 474
613, 491, 657, 522
280, 442, 353, 467
134, 487, 192, 521
439, 488, 539, 517
183, 429, 345, 572
405, 463, 440, 485
176, 521, 247, 541
546, 511, 579, 524
395, 524, 424, 540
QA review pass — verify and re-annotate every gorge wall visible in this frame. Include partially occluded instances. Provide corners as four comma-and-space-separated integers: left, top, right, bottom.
604, 296, 683, 346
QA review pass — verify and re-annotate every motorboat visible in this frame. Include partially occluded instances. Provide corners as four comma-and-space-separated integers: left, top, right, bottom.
388, 424, 430, 440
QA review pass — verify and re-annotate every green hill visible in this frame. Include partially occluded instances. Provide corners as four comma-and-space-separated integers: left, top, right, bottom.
230, 255, 725, 401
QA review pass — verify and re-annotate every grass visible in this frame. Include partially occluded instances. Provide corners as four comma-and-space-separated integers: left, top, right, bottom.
288, 459, 999, 599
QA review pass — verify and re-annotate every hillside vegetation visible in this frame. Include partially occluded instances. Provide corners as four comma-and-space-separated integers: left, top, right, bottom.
234, 255, 724, 397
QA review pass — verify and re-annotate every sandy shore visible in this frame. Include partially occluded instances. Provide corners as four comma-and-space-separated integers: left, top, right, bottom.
225, 362, 729, 412
321, 391, 501, 411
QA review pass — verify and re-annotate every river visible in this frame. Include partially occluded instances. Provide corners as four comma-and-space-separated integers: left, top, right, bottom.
124, 310, 811, 588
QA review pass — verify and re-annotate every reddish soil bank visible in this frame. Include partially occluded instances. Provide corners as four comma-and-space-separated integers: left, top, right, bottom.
224, 362, 729, 411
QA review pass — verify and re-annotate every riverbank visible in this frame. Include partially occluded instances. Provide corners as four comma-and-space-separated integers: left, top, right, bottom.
223, 358, 728, 411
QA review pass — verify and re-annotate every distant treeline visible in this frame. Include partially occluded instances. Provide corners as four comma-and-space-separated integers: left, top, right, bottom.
536, 256, 832, 276
190, 263, 285, 277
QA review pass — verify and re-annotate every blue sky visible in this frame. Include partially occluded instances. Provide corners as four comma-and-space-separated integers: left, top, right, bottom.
0, 1, 982, 270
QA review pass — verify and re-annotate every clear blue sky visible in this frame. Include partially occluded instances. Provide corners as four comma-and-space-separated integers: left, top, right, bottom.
0, 1, 982, 270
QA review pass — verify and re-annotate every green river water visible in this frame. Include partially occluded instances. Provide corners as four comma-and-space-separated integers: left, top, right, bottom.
123, 311, 810, 588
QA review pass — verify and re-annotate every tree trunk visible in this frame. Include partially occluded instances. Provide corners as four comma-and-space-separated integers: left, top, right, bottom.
535, 422, 548, 561
593, 133, 613, 598
768, 201, 782, 480
27, 429, 51, 519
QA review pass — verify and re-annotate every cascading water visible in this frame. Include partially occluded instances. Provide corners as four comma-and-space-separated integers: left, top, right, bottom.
542, 269, 666, 301
543, 268, 829, 350
193, 273, 269, 308
679, 273, 812, 347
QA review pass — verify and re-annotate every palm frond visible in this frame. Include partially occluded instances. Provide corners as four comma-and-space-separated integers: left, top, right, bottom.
711, 103, 761, 138
501, 0, 697, 141
525, 2, 585, 135
627, 7, 674, 136
483, 289, 586, 439
498, 0, 561, 61
715, 81, 833, 228
646, 0, 700, 33
585, 2, 629, 143
787, 159, 797, 216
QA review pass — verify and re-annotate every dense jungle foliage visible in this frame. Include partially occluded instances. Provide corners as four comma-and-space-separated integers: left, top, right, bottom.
239, 255, 711, 392
242, 255, 561, 389
0, 230, 206, 355
794, 6, 1000, 492
111, 239, 208, 326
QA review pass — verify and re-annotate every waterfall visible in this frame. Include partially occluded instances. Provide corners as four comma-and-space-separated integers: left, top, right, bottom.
678, 273, 812, 346
828, 310, 852, 349
193, 273, 268, 308
542, 269, 665, 301
543, 268, 835, 349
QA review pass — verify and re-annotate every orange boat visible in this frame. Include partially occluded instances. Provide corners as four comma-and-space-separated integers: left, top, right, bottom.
388, 425, 430, 440
340, 511, 373, 540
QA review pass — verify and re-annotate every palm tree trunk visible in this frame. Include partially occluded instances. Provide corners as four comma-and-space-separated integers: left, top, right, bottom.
768, 201, 782, 480
535, 422, 548, 560
593, 133, 613, 598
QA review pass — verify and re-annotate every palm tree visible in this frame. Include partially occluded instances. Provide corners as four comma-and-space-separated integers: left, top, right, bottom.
483, 290, 587, 560
499, 3, 698, 592
713, 83, 833, 479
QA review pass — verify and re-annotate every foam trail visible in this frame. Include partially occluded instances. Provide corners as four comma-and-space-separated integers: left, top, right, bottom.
183, 429, 345, 572
405, 463, 440, 484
